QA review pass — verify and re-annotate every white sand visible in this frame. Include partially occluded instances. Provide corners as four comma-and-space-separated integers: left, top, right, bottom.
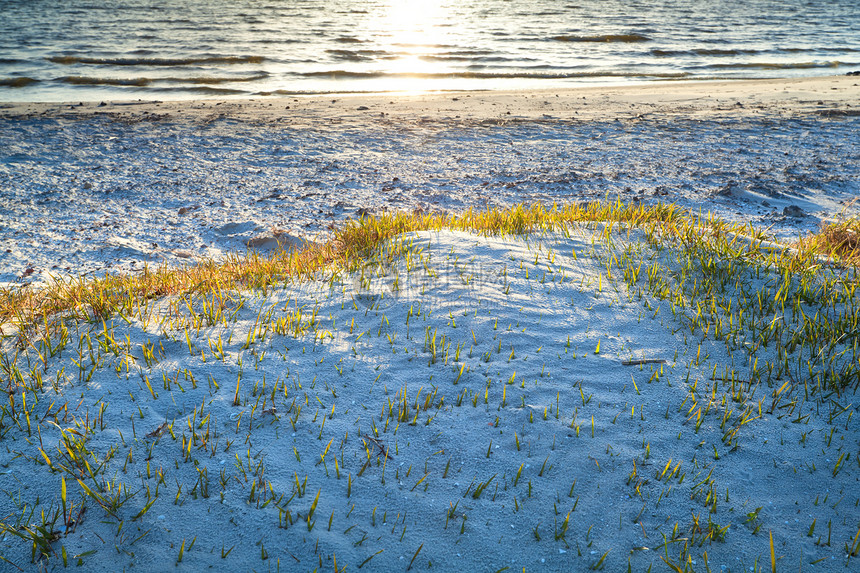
1, 225, 858, 571
1, 75, 859, 286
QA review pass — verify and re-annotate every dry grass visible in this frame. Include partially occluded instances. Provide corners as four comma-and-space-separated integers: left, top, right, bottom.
0, 241, 340, 335
0, 202, 682, 335
3, 200, 854, 346
796, 216, 860, 266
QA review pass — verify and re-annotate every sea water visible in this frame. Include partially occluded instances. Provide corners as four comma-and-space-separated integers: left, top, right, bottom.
0, 0, 858, 100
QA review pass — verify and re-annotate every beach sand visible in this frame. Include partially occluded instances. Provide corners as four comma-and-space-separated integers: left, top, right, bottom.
1, 77, 859, 571
1, 222, 859, 572
1, 76, 858, 287
1, 76, 859, 288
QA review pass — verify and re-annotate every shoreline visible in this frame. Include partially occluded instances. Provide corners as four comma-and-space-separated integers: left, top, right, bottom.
2, 75, 858, 124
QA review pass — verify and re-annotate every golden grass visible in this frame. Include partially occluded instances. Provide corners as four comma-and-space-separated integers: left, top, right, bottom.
795, 216, 860, 266
0, 202, 682, 334
1, 200, 854, 345
0, 241, 340, 335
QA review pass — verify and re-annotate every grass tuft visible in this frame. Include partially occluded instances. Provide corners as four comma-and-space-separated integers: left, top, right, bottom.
0, 201, 681, 338
796, 215, 860, 266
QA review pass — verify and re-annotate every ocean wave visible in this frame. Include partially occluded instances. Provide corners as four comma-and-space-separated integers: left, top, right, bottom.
59, 76, 151, 86
326, 49, 393, 62
57, 73, 268, 87
448, 49, 496, 56
652, 48, 763, 57
152, 86, 249, 95
783, 47, 860, 53
515, 11, 565, 17
551, 34, 650, 43
299, 69, 688, 80
392, 43, 459, 50
707, 61, 856, 70
0, 77, 40, 88
47, 55, 265, 66
177, 73, 269, 84
419, 55, 520, 63
652, 47, 859, 57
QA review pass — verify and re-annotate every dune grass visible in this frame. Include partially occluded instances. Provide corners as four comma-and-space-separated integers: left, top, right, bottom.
0, 202, 678, 339
2, 200, 859, 397
1, 201, 859, 570
795, 215, 860, 266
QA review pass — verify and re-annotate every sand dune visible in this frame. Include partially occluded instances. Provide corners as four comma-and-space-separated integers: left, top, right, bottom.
1, 218, 858, 571
1, 77, 859, 571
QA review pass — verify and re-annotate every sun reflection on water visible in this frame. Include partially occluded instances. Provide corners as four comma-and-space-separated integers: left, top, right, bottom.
375, 0, 453, 92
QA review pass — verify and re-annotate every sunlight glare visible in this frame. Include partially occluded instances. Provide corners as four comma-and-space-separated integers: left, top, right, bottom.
380, 0, 451, 92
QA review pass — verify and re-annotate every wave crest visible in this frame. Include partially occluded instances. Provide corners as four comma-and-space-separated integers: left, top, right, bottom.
0, 77, 40, 87
551, 34, 650, 43
48, 55, 265, 66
